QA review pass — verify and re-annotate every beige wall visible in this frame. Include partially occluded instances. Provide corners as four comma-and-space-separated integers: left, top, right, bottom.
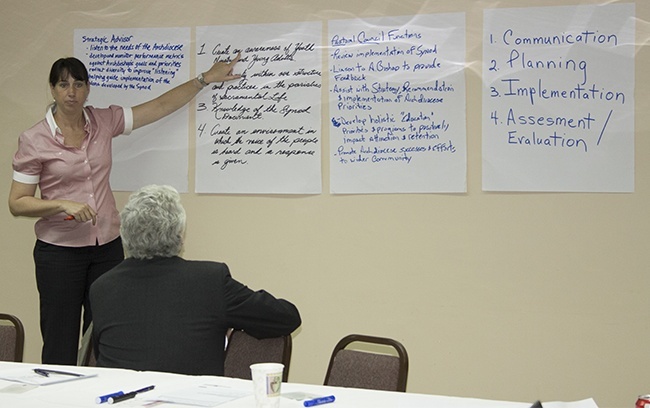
1, 1, 648, 407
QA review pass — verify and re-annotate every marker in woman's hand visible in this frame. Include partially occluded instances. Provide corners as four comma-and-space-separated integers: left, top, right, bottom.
64, 215, 74, 221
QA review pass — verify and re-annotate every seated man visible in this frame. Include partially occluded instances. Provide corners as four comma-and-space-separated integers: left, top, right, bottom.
89, 185, 301, 375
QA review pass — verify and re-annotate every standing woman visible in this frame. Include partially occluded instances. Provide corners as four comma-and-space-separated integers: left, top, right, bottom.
9, 54, 241, 365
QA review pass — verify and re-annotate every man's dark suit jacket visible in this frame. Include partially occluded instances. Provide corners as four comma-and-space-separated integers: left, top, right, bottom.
89, 256, 301, 376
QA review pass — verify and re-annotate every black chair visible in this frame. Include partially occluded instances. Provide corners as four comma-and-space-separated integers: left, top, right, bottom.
324, 334, 409, 392
0, 313, 25, 362
223, 330, 292, 382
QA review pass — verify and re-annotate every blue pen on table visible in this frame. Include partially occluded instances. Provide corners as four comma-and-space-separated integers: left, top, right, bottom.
303, 395, 336, 407
108, 385, 155, 404
96, 391, 124, 404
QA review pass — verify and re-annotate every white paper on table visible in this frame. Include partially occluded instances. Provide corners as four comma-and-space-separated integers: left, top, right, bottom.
542, 398, 599, 408
0, 368, 97, 386
156, 383, 252, 407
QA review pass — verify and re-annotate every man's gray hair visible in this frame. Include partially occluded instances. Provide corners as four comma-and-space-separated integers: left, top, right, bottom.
120, 184, 186, 259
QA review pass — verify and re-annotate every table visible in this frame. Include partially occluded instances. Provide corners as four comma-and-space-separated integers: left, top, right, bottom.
0, 362, 598, 408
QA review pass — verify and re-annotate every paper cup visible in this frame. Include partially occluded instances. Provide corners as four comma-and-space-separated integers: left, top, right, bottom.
250, 363, 284, 408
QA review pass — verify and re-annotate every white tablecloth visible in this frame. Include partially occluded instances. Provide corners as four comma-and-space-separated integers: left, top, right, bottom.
0, 362, 598, 408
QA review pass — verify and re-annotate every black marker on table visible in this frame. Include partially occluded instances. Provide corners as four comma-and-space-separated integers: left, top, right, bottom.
108, 385, 155, 404
33, 368, 84, 377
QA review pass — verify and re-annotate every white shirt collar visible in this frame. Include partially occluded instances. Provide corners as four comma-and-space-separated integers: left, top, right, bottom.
45, 104, 90, 138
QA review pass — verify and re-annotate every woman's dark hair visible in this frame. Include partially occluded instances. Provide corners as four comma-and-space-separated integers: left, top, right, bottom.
49, 57, 89, 86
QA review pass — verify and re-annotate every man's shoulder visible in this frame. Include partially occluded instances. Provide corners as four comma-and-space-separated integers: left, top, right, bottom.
181, 259, 229, 275
92, 258, 230, 288
90, 260, 129, 286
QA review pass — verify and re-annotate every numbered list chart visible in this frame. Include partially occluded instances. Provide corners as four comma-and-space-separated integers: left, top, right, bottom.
482, 4, 635, 192
195, 22, 322, 194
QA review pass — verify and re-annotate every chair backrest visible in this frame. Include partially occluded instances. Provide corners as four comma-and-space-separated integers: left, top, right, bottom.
0, 313, 25, 362
223, 330, 292, 382
77, 322, 96, 366
324, 334, 409, 392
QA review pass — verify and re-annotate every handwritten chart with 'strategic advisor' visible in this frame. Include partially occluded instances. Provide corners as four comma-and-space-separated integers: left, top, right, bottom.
75, 28, 191, 192
328, 13, 467, 194
482, 4, 635, 192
